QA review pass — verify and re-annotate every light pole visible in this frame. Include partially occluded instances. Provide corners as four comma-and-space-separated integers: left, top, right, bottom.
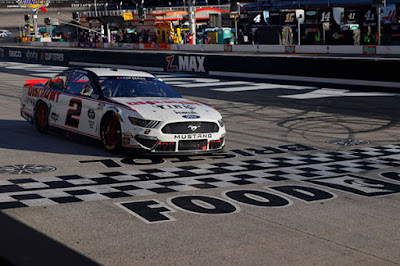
188, 0, 196, 44
33, 10, 38, 38
94, 0, 97, 16
378, 7, 382, 45
298, 14, 302, 45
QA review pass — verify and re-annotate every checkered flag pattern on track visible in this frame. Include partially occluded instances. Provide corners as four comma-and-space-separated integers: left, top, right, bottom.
1, 144, 400, 209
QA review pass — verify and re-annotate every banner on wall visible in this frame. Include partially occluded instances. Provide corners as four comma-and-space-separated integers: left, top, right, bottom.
17, 0, 49, 11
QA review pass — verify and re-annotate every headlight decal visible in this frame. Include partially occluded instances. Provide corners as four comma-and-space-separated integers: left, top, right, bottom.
129, 117, 160, 128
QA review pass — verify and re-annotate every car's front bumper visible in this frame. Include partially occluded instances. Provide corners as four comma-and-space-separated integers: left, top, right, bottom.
122, 132, 226, 154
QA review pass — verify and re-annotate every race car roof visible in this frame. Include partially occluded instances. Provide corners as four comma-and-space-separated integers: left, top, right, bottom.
85, 68, 155, 78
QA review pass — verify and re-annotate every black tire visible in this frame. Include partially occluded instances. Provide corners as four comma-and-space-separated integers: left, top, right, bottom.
34, 102, 49, 134
100, 113, 122, 152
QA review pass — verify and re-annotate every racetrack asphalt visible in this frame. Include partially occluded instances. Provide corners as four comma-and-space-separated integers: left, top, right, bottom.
0, 62, 400, 265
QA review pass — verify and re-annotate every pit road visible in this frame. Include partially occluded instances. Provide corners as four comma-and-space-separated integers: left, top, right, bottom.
0, 61, 400, 265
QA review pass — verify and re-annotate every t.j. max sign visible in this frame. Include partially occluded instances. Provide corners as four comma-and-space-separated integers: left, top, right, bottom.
166, 55, 207, 73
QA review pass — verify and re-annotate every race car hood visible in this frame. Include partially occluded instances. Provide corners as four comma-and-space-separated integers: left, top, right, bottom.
110, 97, 222, 121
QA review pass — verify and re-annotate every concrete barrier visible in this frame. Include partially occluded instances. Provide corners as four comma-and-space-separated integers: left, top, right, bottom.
1, 45, 399, 82
20, 41, 400, 56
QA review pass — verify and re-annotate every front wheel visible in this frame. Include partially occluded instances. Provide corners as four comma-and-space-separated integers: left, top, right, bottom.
100, 113, 122, 152
34, 102, 49, 134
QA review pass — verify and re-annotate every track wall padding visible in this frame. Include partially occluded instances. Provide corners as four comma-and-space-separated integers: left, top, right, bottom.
0, 46, 399, 82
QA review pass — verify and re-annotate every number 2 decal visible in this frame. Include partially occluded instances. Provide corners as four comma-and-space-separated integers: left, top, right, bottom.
65, 98, 82, 128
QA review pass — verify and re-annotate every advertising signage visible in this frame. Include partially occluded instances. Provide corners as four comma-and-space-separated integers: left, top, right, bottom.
344, 7, 359, 24
360, 7, 377, 27
17, 0, 49, 11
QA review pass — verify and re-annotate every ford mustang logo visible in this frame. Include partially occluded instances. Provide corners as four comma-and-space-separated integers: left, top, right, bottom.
188, 124, 201, 131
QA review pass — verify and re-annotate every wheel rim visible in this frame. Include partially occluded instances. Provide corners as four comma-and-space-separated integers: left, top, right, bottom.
107, 116, 121, 145
37, 105, 46, 127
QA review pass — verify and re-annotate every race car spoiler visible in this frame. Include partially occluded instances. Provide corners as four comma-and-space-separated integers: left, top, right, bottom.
25, 79, 49, 88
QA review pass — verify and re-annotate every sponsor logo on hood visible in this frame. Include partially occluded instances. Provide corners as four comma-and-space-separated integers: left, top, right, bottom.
183, 115, 200, 119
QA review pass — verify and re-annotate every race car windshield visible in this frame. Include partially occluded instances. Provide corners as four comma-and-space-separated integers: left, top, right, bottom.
99, 77, 182, 98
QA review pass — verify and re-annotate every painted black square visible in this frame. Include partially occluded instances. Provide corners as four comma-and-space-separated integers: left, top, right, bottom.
307, 174, 400, 197
57, 175, 84, 180
66, 189, 94, 196
268, 170, 290, 176
172, 171, 194, 177
283, 160, 306, 165
384, 162, 400, 167
0, 185, 24, 193
12, 194, 44, 200
243, 160, 264, 164
191, 183, 217, 189
358, 166, 378, 171
209, 168, 232, 174
263, 175, 288, 181
271, 162, 293, 168
297, 167, 318, 172
298, 172, 321, 178
179, 165, 199, 170
10, 178, 37, 184
100, 172, 125, 177
114, 185, 141, 191
300, 158, 322, 164
142, 169, 163, 174
45, 181, 75, 189
135, 174, 153, 181
309, 158, 333, 164
157, 181, 183, 187
244, 165, 266, 171
149, 187, 177, 194
92, 177, 117, 185
329, 169, 349, 174
0, 201, 27, 209
51, 196, 82, 203
212, 163, 232, 167
231, 179, 254, 185
233, 174, 256, 179
196, 177, 220, 183
103, 192, 131, 198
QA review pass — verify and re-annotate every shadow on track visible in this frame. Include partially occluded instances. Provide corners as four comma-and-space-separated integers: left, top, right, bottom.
0, 212, 99, 266
0, 119, 115, 157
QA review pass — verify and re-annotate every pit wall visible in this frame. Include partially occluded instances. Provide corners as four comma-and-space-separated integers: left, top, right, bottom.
1, 45, 399, 83
21, 41, 400, 56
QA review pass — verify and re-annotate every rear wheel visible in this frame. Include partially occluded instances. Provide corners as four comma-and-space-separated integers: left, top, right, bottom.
101, 113, 122, 151
34, 102, 49, 134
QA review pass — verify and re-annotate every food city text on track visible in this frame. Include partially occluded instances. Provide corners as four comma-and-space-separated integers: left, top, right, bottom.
118, 185, 336, 223
79, 144, 314, 168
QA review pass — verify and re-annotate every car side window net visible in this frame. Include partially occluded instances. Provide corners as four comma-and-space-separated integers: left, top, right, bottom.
47, 75, 68, 91
65, 72, 93, 96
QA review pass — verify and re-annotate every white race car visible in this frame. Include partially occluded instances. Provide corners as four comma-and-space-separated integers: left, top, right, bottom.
20, 68, 226, 154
